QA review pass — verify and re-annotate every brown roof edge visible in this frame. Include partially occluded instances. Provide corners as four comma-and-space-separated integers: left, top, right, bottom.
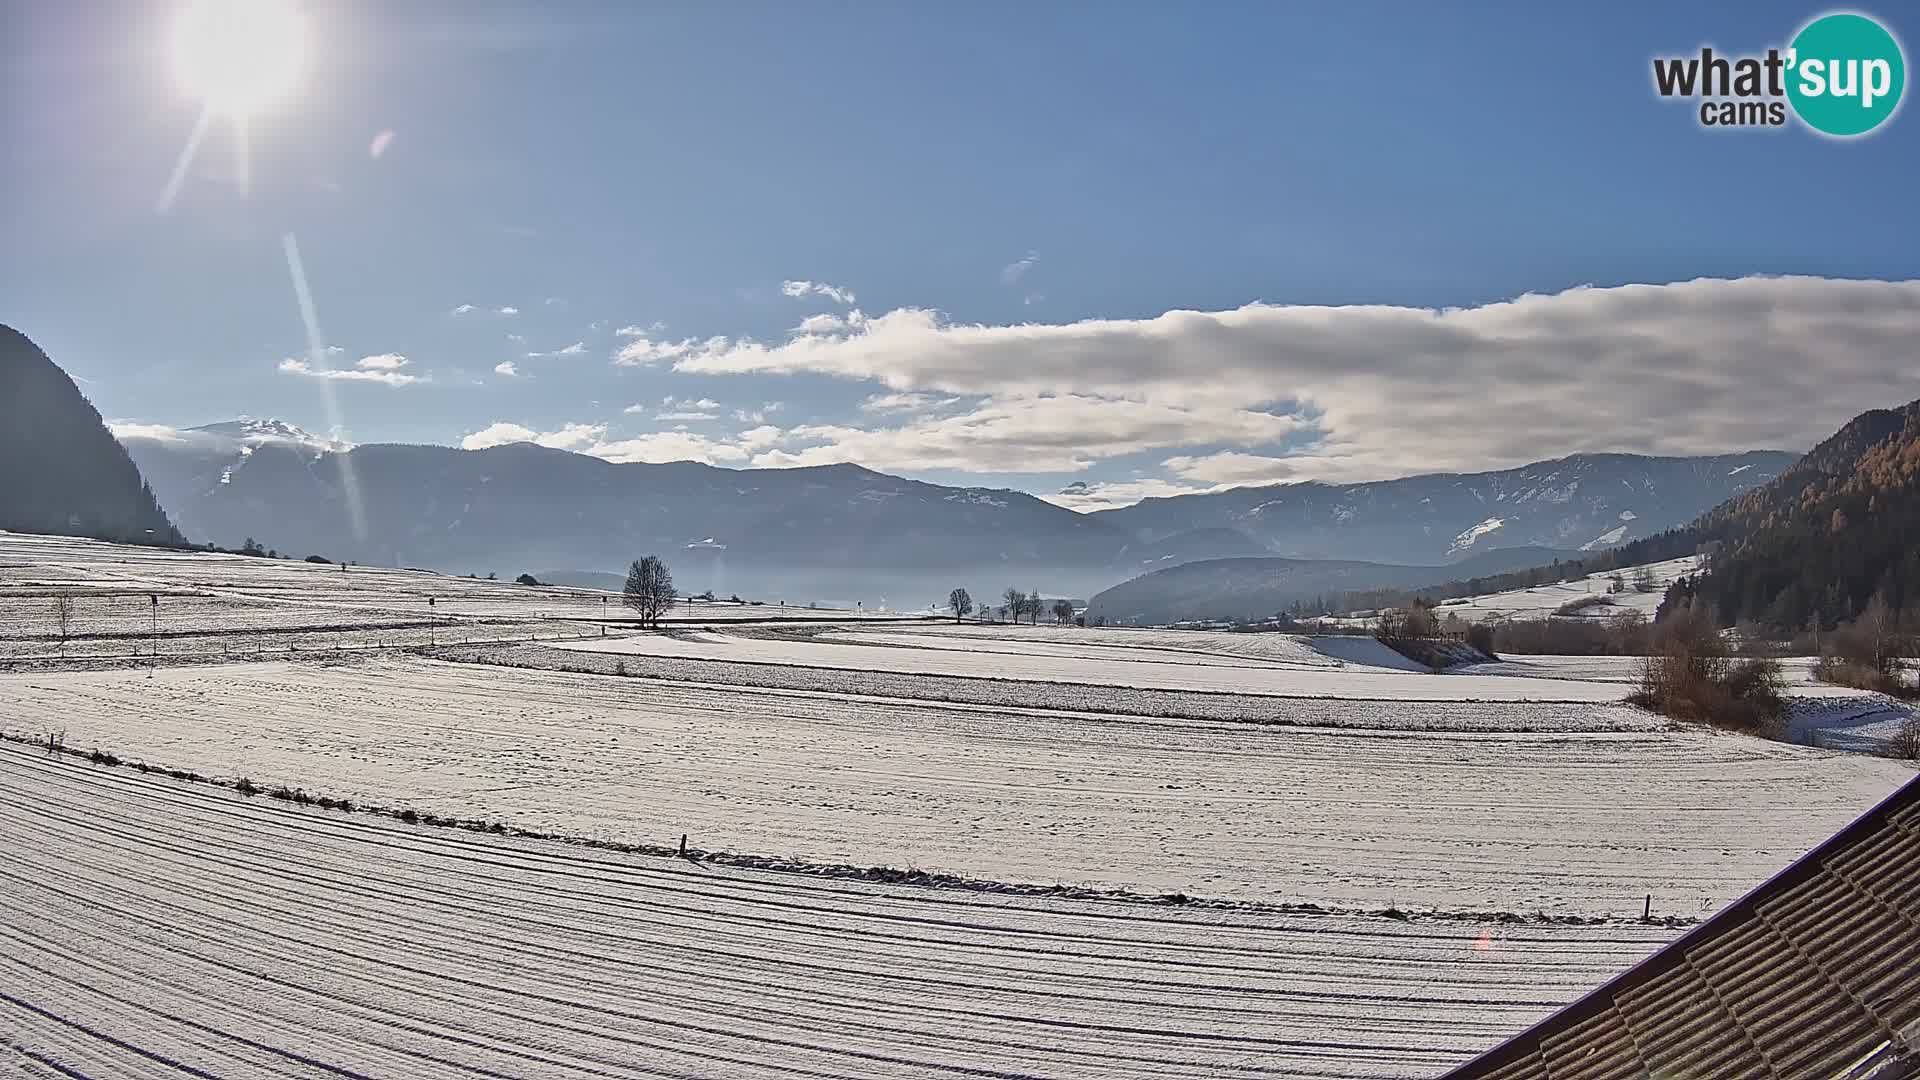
1435, 770, 1920, 1080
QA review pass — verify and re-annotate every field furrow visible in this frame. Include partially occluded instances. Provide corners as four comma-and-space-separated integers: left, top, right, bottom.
0, 745, 1682, 1078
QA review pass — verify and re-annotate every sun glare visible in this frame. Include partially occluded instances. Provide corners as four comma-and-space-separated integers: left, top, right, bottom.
169, 0, 309, 118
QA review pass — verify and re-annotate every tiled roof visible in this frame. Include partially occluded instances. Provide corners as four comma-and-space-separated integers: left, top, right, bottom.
1439, 774, 1920, 1080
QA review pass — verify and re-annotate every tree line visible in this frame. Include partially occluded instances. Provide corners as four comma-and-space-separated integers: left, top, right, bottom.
943, 587, 1074, 625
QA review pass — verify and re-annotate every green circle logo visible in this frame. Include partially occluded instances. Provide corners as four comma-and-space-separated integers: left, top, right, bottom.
1787, 12, 1906, 136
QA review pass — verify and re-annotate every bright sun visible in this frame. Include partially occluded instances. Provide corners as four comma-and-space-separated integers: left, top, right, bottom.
169, 0, 310, 118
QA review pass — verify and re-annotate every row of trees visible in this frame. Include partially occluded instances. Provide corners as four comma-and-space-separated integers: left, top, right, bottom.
944, 587, 1074, 625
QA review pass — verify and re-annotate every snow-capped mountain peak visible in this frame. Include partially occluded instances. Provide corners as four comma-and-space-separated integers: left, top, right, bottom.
186, 418, 343, 450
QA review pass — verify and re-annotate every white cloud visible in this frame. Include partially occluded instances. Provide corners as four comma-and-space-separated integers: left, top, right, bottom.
795, 312, 845, 336
108, 421, 198, 444
278, 354, 421, 387
859, 391, 955, 414
647, 395, 723, 421
745, 396, 1304, 474
526, 340, 587, 359
493, 361, 519, 377
451, 303, 478, 315
496, 305, 519, 316
1001, 250, 1039, 285
733, 402, 783, 424
1159, 451, 1315, 487
612, 334, 719, 366
615, 321, 667, 337
1044, 477, 1214, 513
460, 421, 606, 452
456, 419, 790, 468
672, 276, 1920, 484
369, 130, 395, 158
584, 431, 751, 466
780, 279, 857, 305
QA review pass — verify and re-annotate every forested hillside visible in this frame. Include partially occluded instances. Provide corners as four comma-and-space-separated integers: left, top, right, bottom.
1668, 400, 1920, 630
0, 325, 181, 545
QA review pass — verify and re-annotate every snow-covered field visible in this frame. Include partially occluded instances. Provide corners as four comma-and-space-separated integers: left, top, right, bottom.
0, 742, 1684, 1079
4, 531, 1914, 1076
3, 656, 1908, 917
1427, 555, 1702, 624
554, 627, 1629, 702
0, 531, 920, 661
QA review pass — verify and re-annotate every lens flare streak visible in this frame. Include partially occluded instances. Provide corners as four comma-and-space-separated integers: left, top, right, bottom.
282, 233, 367, 542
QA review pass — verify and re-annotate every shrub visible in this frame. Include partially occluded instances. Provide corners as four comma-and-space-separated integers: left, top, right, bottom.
1629, 608, 1787, 736
1553, 595, 1614, 616
1891, 715, 1920, 760
1493, 613, 1650, 656
515, 573, 542, 586
1465, 622, 1498, 659
235, 777, 260, 795
304, 555, 331, 564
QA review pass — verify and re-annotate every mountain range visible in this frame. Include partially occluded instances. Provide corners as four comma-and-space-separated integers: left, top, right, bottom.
0, 323, 1783, 605
1094, 399, 1920, 629
1089, 450, 1795, 563
113, 421, 1790, 605
10, 324, 1901, 626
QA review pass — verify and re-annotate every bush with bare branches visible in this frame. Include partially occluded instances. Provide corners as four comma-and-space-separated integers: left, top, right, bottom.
1629, 606, 1787, 736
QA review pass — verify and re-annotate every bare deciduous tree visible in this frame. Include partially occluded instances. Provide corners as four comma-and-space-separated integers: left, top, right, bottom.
1003, 587, 1023, 625
1051, 599, 1074, 624
947, 588, 973, 623
624, 555, 676, 629
1026, 589, 1043, 625
52, 595, 74, 652
1632, 565, 1658, 593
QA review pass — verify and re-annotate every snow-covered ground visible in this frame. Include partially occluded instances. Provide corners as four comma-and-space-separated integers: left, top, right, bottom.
0, 531, 921, 661
0, 742, 1682, 1078
2, 656, 1908, 917
554, 627, 1630, 702
4, 530, 1914, 1075
1786, 694, 1919, 753
1425, 555, 1703, 624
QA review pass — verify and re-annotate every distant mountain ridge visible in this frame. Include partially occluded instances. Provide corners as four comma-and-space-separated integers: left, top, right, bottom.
118, 436, 1141, 602
116, 411, 1799, 604
1090, 451, 1796, 566
0, 325, 181, 545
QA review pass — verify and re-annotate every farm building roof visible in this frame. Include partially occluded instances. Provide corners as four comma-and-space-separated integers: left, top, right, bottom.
1439, 772, 1920, 1080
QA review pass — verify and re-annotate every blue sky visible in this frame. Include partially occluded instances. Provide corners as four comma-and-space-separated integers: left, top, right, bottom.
5, 1, 1918, 508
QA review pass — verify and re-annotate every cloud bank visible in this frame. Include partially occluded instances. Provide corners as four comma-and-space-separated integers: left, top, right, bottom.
662, 276, 1920, 492
279, 353, 422, 387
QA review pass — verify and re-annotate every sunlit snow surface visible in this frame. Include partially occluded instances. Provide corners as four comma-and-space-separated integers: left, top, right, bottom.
0, 531, 1913, 1077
